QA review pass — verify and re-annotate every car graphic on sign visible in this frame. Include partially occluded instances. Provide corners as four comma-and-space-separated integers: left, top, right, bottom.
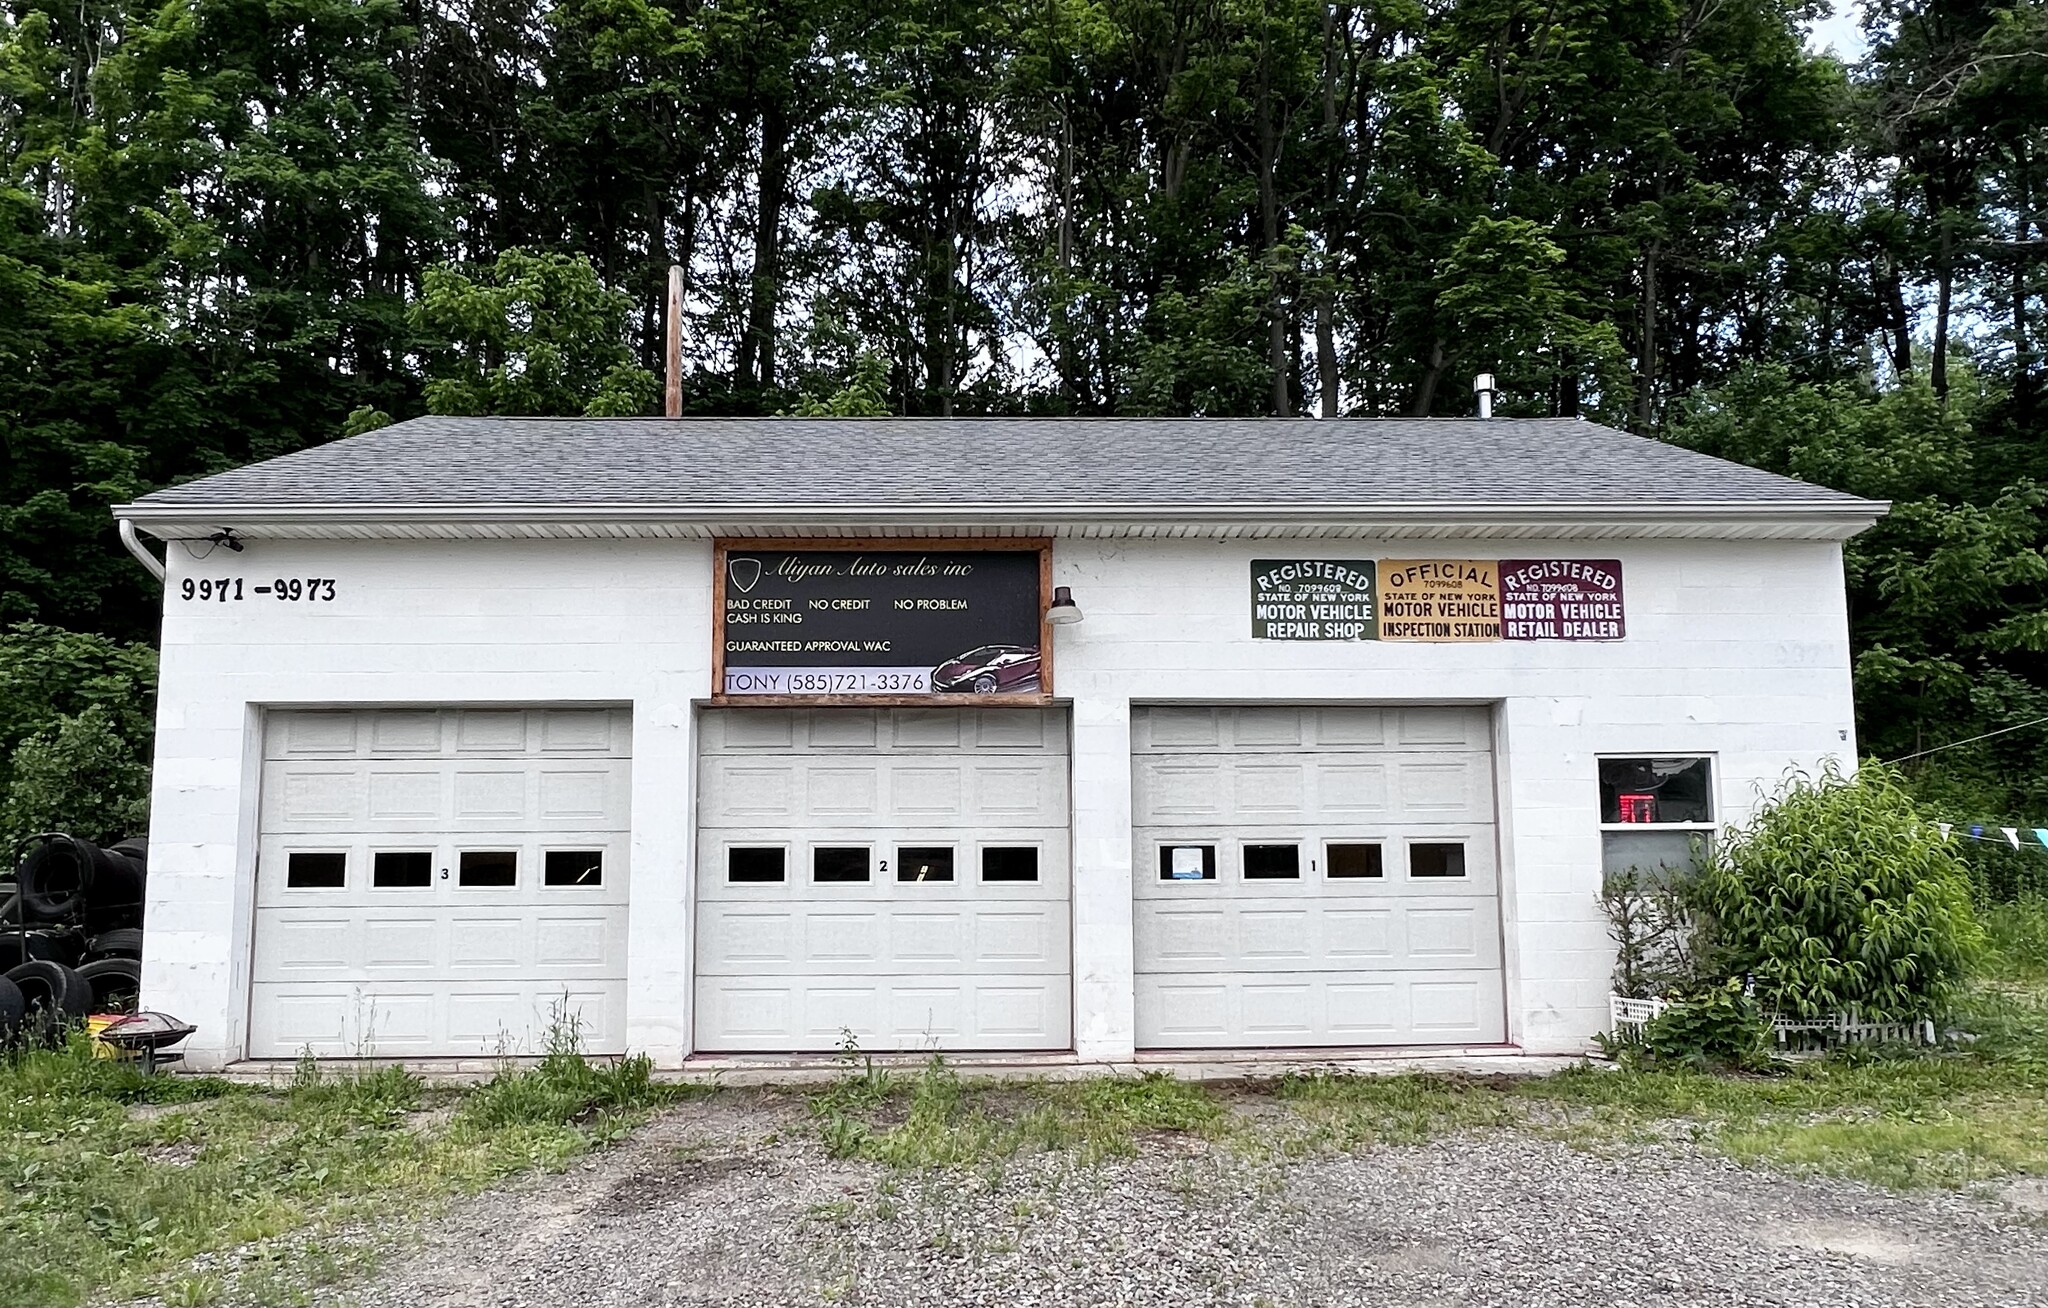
930, 644, 1041, 695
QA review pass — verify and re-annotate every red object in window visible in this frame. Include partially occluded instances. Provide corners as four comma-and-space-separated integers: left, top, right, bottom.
1618, 793, 1658, 823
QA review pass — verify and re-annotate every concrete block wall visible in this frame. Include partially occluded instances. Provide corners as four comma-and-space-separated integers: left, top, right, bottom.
142, 530, 1856, 1067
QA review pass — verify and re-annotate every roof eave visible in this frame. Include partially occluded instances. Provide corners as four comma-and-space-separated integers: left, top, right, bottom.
113, 499, 1888, 543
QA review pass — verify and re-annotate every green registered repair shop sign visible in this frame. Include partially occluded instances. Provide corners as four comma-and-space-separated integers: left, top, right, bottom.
1250, 560, 1378, 640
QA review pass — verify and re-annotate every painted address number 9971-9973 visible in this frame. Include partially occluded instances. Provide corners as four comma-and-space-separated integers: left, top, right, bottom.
179, 578, 337, 602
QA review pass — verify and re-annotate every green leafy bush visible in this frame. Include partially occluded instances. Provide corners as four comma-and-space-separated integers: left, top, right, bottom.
1599, 865, 1701, 998
1693, 762, 1983, 1021
1637, 981, 1771, 1070
1, 704, 152, 847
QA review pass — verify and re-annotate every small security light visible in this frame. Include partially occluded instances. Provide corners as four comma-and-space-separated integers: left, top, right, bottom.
207, 528, 245, 553
1046, 585, 1083, 625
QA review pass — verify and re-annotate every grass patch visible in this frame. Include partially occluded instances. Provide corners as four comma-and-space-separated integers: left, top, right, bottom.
1982, 895, 2047, 982
1267, 1072, 1521, 1152
810, 1059, 1229, 1168
0, 1031, 706, 1308
805, 978, 2046, 1192
1519, 980, 2047, 1189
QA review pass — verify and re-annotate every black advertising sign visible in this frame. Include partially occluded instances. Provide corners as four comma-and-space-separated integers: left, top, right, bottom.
719, 548, 1044, 696
1250, 560, 1378, 640
1499, 559, 1626, 640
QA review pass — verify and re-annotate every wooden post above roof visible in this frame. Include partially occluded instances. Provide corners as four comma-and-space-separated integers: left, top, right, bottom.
665, 265, 684, 419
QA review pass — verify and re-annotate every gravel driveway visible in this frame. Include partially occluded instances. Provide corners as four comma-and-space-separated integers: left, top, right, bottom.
324, 1095, 2048, 1308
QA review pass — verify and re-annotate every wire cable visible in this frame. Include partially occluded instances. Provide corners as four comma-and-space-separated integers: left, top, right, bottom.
1882, 713, 2048, 764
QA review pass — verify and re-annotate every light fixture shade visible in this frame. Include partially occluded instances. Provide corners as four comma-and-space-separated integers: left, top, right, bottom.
1045, 584, 1083, 625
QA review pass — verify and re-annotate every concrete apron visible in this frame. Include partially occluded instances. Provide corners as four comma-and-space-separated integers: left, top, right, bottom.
206, 1047, 1592, 1087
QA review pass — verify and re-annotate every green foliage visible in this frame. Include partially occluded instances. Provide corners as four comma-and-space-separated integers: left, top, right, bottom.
1693, 762, 1985, 1021
0, 624, 157, 833
808, 1057, 1227, 1168
1636, 981, 1771, 1071
1980, 896, 2048, 982
0, 705, 153, 848
1667, 365, 2048, 839
785, 353, 892, 417
0, 1029, 696, 1308
340, 406, 395, 438
410, 249, 659, 417
1598, 865, 1701, 998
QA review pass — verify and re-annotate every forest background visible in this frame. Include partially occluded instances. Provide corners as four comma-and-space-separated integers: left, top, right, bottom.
2, 0, 2045, 896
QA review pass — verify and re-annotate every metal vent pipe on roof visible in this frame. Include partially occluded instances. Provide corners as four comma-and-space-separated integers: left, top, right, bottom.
1473, 373, 1497, 419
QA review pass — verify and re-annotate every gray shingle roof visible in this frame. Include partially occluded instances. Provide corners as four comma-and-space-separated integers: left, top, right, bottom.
124, 416, 1874, 513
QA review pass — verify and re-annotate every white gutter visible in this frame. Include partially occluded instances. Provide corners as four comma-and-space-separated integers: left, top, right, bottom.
113, 498, 1888, 534
118, 518, 167, 581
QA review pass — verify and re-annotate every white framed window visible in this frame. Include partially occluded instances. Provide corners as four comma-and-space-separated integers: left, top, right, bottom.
1598, 755, 1716, 878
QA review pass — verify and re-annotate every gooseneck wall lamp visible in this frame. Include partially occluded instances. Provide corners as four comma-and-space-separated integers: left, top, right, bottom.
1045, 585, 1083, 625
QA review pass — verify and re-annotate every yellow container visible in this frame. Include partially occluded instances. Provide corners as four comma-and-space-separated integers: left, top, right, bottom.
85, 1015, 122, 1059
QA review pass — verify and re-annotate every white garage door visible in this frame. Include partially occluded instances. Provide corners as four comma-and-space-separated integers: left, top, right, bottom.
695, 707, 1071, 1053
1133, 705, 1505, 1049
251, 708, 630, 1058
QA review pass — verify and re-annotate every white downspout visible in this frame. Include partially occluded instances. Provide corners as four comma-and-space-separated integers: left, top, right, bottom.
118, 518, 166, 582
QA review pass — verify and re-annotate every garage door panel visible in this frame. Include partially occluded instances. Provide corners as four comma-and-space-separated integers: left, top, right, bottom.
700, 707, 1063, 754
1134, 898, 1499, 974
268, 708, 629, 760
258, 983, 623, 1057
701, 756, 1068, 827
254, 906, 628, 981
696, 901, 1067, 975
695, 978, 1068, 1053
1134, 754, 1486, 826
696, 833, 1070, 903
256, 836, 630, 907
263, 761, 630, 834
697, 706, 1071, 1053
1135, 972, 1504, 1048
1134, 704, 1503, 1049
254, 708, 629, 1058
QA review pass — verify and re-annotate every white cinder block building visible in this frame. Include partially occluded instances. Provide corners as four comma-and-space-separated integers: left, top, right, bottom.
114, 417, 1884, 1070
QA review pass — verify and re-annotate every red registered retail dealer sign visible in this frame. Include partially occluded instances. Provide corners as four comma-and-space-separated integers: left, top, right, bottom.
1498, 559, 1625, 641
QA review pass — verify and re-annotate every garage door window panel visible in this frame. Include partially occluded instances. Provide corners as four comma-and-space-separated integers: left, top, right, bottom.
373, 850, 434, 888
897, 846, 955, 883
814, 846, 871, 883
543, 850, 604, 887
1158, 844, 1218, 881
981, 846, 1039, 882
1409, 843, 1467, 878
728, 847, 787, 883
1600, 756, 1715, 878
1325, 842, 1384, 879
459, 850, 518, 887
1242, 843, 1301, 880
286, 851, 347, 889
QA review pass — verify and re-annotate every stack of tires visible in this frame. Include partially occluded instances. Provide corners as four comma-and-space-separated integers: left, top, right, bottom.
2, 833, 147, 1047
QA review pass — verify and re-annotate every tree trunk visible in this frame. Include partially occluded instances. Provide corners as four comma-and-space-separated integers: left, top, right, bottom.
1055, 96, 1079, 408
1876, 255, 1912, 378
1316, 2, 1342, 418
1932, 220, 1952, 403
1257, 37, 1290, 417
1411, 338, 1447, 416
1635, 237, 1659, 431
737, 104, 789, 391
1317, 291, 1339, 417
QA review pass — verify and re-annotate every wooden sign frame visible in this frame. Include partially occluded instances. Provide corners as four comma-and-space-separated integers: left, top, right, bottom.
711, 538, 1055, 706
